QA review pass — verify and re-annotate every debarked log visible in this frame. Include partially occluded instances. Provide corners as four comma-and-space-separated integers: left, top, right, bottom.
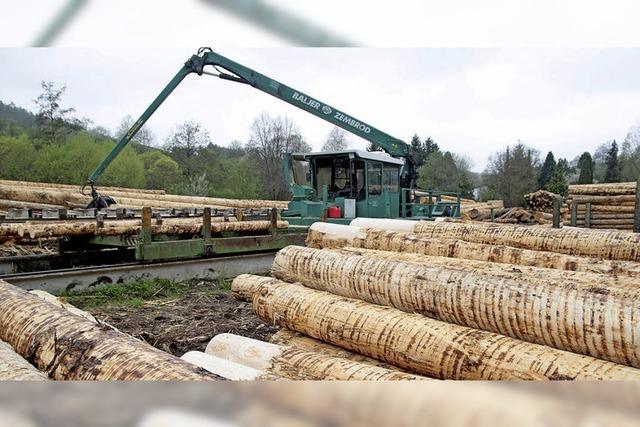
232, 275, 640, 380
272, 246, 640, 368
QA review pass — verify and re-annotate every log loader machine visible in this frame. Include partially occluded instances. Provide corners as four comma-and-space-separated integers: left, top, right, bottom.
84, 47, 461, 227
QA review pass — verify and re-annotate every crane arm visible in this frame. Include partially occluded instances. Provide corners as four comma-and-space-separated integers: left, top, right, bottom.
85, 48, 415, 196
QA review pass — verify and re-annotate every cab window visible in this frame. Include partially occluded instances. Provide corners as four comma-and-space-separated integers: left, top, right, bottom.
367, 162, 382, 196
383, 164, 400, 192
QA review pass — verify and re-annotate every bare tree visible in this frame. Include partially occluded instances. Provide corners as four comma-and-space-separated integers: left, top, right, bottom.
165, 121, 211, 177
321, 126, 349, 152
115, 115, 155, 147
33, 81, 78, 143
247, 113, 310, 199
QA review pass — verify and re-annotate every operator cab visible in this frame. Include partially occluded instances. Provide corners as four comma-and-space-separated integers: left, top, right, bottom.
285, 150, 403, 223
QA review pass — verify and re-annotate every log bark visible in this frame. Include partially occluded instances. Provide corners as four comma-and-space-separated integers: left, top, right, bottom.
0, 199, 65, 210
0, 280, 218, 380
205, 334, 424, 380
1, 218, 285, 241
306, 225, 640, 278
95, 190, 289, 210
272, 245, 640, 367
0, 179, 165, 195
569, 195, 637, 203
233, 275, 640, 380
0, 184, 287, 210
576, 204, 636, 213
568, 182, 637, 195
413, 221, 640, 261
0, 340, 49, 381
270, 328, 414, 373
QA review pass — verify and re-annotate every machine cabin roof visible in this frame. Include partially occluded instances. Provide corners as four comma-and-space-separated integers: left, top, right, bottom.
297, 150, 405, 166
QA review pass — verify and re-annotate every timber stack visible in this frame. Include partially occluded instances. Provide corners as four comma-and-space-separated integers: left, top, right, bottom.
229, 219, 640, 380
564, 182, 639, 231
0, 179, 288, 211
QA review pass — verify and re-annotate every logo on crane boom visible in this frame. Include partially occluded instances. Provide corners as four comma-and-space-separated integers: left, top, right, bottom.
292, 92, 371, 135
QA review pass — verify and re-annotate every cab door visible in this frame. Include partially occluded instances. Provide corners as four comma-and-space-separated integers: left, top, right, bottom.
365, 161, 386, 217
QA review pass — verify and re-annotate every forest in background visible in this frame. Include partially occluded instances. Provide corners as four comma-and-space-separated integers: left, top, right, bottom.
1, 81, 639, 206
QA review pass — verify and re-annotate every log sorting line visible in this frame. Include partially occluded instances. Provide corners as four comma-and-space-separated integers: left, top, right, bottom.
230, 218, 640, 380
0, 179, 289, 211
0, 217, 289, 242
564, 182, 640, 231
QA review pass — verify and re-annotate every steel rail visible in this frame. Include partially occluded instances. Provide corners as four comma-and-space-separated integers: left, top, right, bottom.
1, 252, 275, 294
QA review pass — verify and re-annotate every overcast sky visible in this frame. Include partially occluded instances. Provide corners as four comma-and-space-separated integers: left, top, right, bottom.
1, 48, 639, 171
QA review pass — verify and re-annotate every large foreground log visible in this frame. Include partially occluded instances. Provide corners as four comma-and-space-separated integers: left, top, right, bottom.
272, 246, 640, 367
233, 275, 640, 380
306, 224, 640, 278
206, 334, 423, 380
0, 281, 218, 380
270, 329, 412, 372
0, 340, 49, 381
413, 221, 640, 261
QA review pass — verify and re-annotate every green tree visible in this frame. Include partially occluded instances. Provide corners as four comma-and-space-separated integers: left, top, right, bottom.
538, 151, 556, 189
544, 167, 568, 196
604, 140, 621, 183
577, 152, 594, 184
417, 151, 474, 199
145, 156, 181, 190
483, 143, 540, 207
0, 135, 38, 180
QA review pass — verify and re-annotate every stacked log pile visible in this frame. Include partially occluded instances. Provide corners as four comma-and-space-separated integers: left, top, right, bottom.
230, 219, 640, 380
0, 179, 288, 211
524, 190, 557, 212
564, 182, 638, 231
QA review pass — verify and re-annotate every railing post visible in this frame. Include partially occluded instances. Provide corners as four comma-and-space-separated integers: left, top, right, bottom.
203, 207, 212, 240
553, 196, 561, 229
634, 178, 640, 233
570, 200, 578, 227
585, 202, 592, 228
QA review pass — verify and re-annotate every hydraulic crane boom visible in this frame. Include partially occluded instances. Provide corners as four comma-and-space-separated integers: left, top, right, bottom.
85, 47, 416, 202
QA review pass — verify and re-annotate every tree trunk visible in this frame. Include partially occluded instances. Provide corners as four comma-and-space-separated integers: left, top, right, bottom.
0, 199, 65, 210
0, 184, 288, 210
269, 328, 413, 372
272, 245, 640, 368
205, 334, 424, 381
233, 275, 640, 380
0, 179, 166, 195
0, 340, 49, 381
412, 221, 640, 262
101, 191, 289, 210
568, 182, 637, 195
306, 224, 640, 279
2, 218, 285, 241
0, 280, 218, 380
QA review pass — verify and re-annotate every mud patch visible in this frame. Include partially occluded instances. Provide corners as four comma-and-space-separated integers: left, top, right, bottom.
88, 280, 277, 357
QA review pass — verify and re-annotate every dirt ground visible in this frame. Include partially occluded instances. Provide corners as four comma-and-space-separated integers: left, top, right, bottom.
88, 280, 278, 357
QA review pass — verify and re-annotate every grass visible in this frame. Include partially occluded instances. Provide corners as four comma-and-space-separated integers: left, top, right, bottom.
59, 279, 192, 310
